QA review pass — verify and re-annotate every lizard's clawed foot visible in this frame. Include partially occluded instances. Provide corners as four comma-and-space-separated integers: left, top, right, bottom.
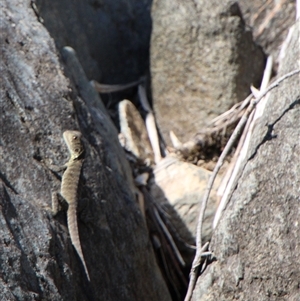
40, 202, 57, 220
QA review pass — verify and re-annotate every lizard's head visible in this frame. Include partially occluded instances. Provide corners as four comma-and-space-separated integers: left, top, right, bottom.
63, 130, 84, 159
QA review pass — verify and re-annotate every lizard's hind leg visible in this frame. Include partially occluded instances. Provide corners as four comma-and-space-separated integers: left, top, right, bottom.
51, 192, 68, 216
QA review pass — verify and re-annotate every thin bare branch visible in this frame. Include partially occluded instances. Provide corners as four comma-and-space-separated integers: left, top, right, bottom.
153, 207, 186, 267
91, 77, 144, 93
170, 130, 183, 148
215, 55, 273, 227
184, 68, 300, 301
138, 85, 162, 163
184, 242, 209, 301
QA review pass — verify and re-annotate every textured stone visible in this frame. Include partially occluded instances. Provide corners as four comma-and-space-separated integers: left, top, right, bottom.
237, 0, 296, 63
150, 0, 265, 145
151, 156, 221, 245
192, 20, 300, 301
0, 1, 171, 300
36, 0, 152, 107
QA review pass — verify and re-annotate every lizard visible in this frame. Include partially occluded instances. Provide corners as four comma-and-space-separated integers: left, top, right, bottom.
51, 130, 90, 281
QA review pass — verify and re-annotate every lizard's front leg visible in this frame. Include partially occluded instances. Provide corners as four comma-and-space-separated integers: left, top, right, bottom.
45, 162, 68, 215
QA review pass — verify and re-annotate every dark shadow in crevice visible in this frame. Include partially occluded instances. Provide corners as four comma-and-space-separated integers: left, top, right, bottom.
249, 97, 300, 160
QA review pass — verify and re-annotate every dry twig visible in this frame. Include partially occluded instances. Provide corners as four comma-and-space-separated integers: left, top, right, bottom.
91, 77, 143, 93
176, 94, 252, 160
138, 85, 162, 163
215, 56, 273, 225
184, 68, 300, 301
184, 242, 209, 301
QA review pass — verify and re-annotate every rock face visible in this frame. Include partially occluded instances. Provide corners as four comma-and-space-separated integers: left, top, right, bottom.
35, 0, 152, 106
150, 0, 265, 145
237, 0, 296, 62
151, 156, 221, 244
0, 1, 171, 300
192, 20, 300, 300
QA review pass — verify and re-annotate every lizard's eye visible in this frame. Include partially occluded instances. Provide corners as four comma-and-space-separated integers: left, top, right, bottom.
75, 148, 79, 153
73, 136, 78, 140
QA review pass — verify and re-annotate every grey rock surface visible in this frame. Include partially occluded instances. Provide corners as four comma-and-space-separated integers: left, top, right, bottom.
151, 156, 221, 245
35, 0, 152, 106
150, 0, 265, 145
0, 1, 171, 300
192, 20, 300, 301
237, 0, 296, 63
37, 0, 152, 82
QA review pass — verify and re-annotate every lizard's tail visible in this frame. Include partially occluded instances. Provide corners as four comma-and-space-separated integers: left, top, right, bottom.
67, 204, 90, 281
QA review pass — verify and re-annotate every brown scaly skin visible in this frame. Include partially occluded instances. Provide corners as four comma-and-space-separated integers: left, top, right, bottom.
52, 130, 90, 281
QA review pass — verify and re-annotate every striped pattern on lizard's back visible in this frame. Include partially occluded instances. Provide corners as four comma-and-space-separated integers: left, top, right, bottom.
59, 130, 90, 281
